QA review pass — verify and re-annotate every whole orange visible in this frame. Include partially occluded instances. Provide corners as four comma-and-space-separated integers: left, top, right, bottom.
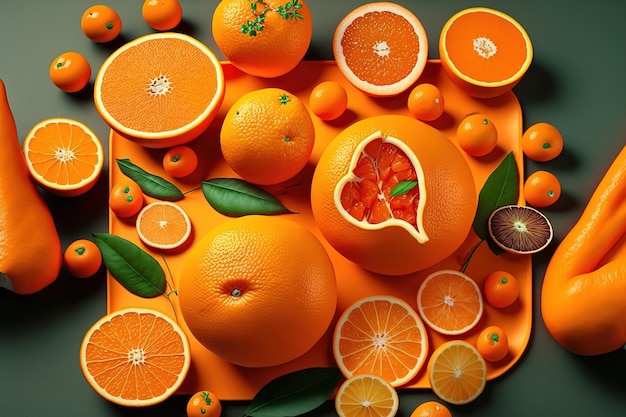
220, 88, 315, 185
49, 52, 91, 93
310, 114, 477, 275
142, 0, 183, 31
212, 0, 312, 78
523, 170, 561, 207
456, 113, 498, 157
81, 4, 122, 43
178, 215, 337, 368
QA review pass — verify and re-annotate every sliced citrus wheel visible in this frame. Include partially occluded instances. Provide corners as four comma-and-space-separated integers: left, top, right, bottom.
94, 32, 225, 148
136, 201, 192, 250
335, 374, 399, 417
439, 7, 533, 98
79, 308, 191, 407
23, 117, 104, 197
428, 340, 487, 405
333, 295, 428, 387
417, 270, 483, 335
333, 2, 429, 97
488, 204, 553, 254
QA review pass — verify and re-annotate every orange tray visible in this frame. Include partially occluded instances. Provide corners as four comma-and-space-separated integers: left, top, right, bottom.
107, 60, 530, 400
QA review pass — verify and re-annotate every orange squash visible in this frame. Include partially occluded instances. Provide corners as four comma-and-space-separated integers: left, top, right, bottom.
541, 145, 626, 355
0, 80, 62, 294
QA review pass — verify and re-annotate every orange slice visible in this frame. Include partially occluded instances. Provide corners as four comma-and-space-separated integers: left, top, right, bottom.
136, 201, 192, 250
94, 32, 225, 148
427, 340, 487, 405
79, 308, 191, 407
417, 270, 483, 335
333, 2, 428, 97
23, 118, 104, 197
333, 295, 429, 387
335, 374, 399, 417
439, 7, 533, 98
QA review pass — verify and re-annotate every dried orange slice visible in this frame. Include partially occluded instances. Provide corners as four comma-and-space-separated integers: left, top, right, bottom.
136, 201, 192, 250
23, 118, 104, 197
94, 32, 225, 148
335, 374, 399, 417
427, 340, 487, 405
333, 2, 428, 97
439, 7, 533, 98
79, 308, 191, 407
417, 270, 483, 335
333, 295, 428, 387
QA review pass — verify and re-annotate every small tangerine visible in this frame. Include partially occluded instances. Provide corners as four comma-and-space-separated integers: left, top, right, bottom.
142, 0, 183, 31
49, 52, 91, 93
456, 113, 498, 157
109, 180, 144, 218
522, 122, 563, 162
524, 170, 561, 207
64, 239, 102, 278
186, 390, 222, 417
476, 325, 509, 362
81, 5, 122, 43
163, 145, 198, 178
309, 80, 348, 121
410, 400, 452, 417
407, 83, 445, 121
483, 270, 520, 308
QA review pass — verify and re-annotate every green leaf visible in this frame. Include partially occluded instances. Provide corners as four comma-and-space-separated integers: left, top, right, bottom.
116, 158, 183, 201
244, 367, 342, 417
92, 233, 166, 298
472, 151, 519, 240
202, 178, 294, 217
390, 180, 417, 197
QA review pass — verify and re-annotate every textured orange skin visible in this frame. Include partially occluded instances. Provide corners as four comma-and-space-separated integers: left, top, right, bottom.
0, 80, 62, 294
212, 0, 312, 78
541, 145, 626, 355
310, 114, 477, 276
178, 215, 337, 368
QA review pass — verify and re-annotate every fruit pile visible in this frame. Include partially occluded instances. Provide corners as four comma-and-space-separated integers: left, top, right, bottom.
0, 0, 576, 416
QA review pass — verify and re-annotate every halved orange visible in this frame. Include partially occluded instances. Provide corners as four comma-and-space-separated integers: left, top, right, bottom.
333, 295, 428, 387
79, 308, 191, 407
427, 340, 487, 405
23, 117, 104, 197
335, 374, 399, 417
333, 2, 429, 97
136, 201, 192, 250
417, 270, 483, 335
439, 7, 533, 98
94, 32, 225, 148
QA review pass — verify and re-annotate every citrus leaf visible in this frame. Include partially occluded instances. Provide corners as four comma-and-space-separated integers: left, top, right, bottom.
243, 367, 342, 417
202, 178, 294, 217
390, 180, 417, 197
116, 158, 183, 201
472, 151, 519, 240
92, 233, 165, 298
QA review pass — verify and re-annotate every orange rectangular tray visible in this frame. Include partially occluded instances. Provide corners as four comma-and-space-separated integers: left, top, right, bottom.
108, 60, 530, 400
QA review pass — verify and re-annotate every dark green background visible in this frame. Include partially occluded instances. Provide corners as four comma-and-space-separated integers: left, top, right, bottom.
1, 1, 625, 416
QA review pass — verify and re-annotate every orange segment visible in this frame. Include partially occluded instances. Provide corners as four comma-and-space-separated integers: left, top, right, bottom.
94, 32, 225, 148
79, 308, 191, 407
333, 295, 428, 387
136, 201, 192, 250
427, 340, 487, 405
23, 118, 104, 197
335, 374, 399, 417
417, 270, 483, 335
439, 7, 532, 98
333, 2, 428, 96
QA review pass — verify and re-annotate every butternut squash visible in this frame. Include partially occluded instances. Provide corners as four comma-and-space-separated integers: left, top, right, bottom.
541, 145, 626, 355
0, 80, 62, 294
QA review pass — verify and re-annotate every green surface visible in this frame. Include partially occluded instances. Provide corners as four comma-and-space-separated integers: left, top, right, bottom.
1, 0, 625, 416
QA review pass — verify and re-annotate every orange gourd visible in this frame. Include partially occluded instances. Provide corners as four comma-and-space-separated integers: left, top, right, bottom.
541, 145, 626, 355
0, 80, 62, 294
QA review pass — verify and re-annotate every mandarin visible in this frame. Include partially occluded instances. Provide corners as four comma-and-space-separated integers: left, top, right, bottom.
410, 401, 452, 417
81, 5, 122, 43
522, 122, 563, 162
212, 0, 312, 78
142, 0, 183, 31
476, 325, 509, 362
524, 170, 562, 207
163, 145, 198, 178
311, 114, 476, 275
309, 80, 348, 121
456, 113, 498, 157
178, 215, 337, 368
407, 83, 445, 122
109, 180, 144, 218
220, 88, 315, 185
483, 270, 520, 308
64, 239, 102, 278
49, 51, 91, 93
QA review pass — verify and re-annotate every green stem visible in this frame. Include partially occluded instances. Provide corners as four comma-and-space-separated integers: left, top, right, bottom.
460, 239, 484, 273
160, 253, 179, 323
